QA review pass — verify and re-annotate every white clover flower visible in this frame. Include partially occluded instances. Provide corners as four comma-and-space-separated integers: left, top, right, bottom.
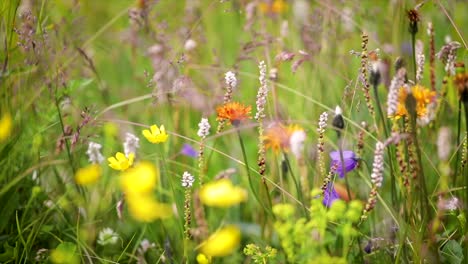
123, 132, 140, 157
86, 142, 104, 164
97, 227, 119, 246
181, 171, 195, 188
197, 118, 210, 139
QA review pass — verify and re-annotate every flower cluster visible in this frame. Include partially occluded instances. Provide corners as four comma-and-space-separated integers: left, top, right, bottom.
123, 132, 140, 157
86, 142, 104, 164
197, 118, 211, 138
181, 171, 195, 188
255, 60, 268, 121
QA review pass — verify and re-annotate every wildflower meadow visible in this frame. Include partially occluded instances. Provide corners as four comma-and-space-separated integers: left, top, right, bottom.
1, 0, 468, 263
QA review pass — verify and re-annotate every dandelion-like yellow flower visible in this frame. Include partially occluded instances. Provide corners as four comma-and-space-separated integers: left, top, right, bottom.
200, 225, 241, 257
126, 193, 172, 222
196, 253, 212, 264
142, 124, 168, 144
0, 112, 12, 142
120, 162, 158, 194
108, 152, 134, 171
216, 102, 251, 126
199, 179, 247, 207
75, 164, 102, 186
393, 85, 436, 119
259, 0, 288, 15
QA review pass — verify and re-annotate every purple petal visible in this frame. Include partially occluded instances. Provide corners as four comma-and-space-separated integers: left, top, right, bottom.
323, 184, 339, 207
329, 150, 358, 178
181, 144, 197, 158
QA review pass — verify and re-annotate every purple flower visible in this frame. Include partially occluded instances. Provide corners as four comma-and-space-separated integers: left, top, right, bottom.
323, 184, 339, 207
180, 144, 197, 158
330, 150, 358, 178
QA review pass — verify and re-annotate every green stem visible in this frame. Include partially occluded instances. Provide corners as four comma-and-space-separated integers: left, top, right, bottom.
453, 100, 462, 186
463, 101, 468, 235
54, 94, 75, 175
283, 153, 307, 217
373, 83, 397, 207
411, 32, 417, 81
236, 129, 270, 216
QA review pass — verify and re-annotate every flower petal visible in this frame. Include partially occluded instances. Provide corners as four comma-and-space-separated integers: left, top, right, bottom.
116, 152, 126, 161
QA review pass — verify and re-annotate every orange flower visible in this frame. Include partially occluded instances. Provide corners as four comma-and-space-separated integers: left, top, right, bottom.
393, 85, 436, 120
263, 123, 304, 153
263, 123, 290, 153
216, 102, 251, 126
258, 0, 288, 15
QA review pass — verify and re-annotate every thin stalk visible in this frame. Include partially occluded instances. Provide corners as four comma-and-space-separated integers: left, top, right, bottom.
411, 32, 417, 81
283, 153, 307, 217
54, 94, 75, 175
337, 147, 352, 202
464, 101, 468, 233
236, 129, 270, 216
373, 83, 397, 206
453, 100, 462, 185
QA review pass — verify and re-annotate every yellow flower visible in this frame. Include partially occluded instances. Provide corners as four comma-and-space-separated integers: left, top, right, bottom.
0, 112, 12, 142
108, 152, 134, 171
75, 164, 102, 186
126, 193, 172, 222
120, 162, 158, 194
196, 253, 212, 264
142, 124, 168, 143
199, 179, 247, 207
200, 225, 241, 257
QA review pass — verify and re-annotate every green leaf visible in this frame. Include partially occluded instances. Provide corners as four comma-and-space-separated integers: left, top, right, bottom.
440, 240, 464, 264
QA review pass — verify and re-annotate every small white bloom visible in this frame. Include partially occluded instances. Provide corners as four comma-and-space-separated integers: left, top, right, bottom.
370, 142, 385, 188
438, 197, 459, 211
317, 112, 328, 134
181, 171, 195, 188
335, 106, 342, 116
225, 71, 237, 89
290, 129, 307, 160
123, 133, 140, 157
197, 117, 210, 138
97, 227, 119, 246
255, 61, 269, 121
44, 200, 54, 208
86, 142, 104, 164
184, 39, 197, 51
139, 239, 156, 253
437, 127, 452, 161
